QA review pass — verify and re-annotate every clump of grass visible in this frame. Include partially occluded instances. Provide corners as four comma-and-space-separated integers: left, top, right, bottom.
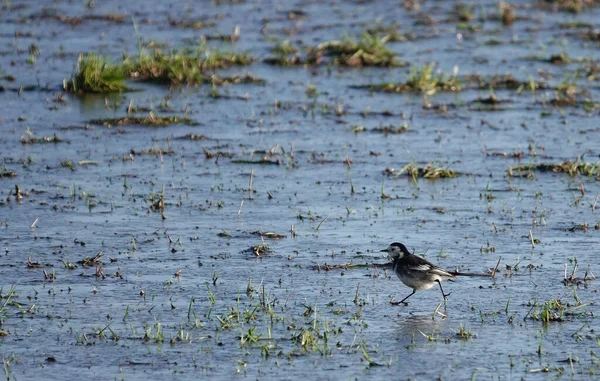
175, 134, 209, 141
169, 19, 216, 29
581, 29, 600, 41
263, 55, 303, 66
554, 157, 599, 176
548, 52, 572, 64
559, 21, 593, 29
264, 40, 302, 66
251, 231, 286, 239
500, 1, 516, 25
0, 285, 18, 320
563, 257, 596, 285
524, 51, 584, 65
65, 45, 256, 91
64, 53, 129, 93
465, 74, 549, 90
454, 3, 474, 21
455, 323, 473, 340
578, 61, 600, 81
124, 45, 254, 85
372, 123, 410, 134
203, 25, 241, 42
312, 32, 403, 67
384, 162, 460, 183
365, 25, 408, 42
61, 160, 75, 171
530, 298, 566, 323
210, 73, 264, 85
55, 13, 127, 25
0, 164, 16, 178
249, 244, 273, 257
551, 79, 580, 106
78, 252, 103, 267
148, 189, 165, 215
508, 157, 600, 178
265, 32, 404, 67
20, 132, 64, 144
130, 147, 175, 156
527, 295, 592, 324
365, 63, 462, 95
539, 0, 599, 13
88, 113, 199, 127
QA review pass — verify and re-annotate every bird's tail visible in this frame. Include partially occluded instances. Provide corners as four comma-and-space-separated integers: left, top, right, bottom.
448, 271, 491, 277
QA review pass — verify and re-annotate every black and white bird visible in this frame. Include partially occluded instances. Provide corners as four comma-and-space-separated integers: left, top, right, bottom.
381, 242, 483, 305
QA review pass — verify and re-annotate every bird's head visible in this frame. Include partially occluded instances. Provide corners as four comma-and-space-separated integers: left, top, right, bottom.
380, 242, 410, 261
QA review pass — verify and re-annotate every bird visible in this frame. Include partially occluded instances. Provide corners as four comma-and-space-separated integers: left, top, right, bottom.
381, 242, 484, 305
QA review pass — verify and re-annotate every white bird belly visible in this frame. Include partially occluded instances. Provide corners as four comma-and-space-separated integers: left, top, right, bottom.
397, 272, 439, 291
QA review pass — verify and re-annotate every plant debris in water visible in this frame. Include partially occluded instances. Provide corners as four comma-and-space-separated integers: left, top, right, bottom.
265, 32, 405, 67
250, 231, 286, 239
88, 114, 199, 127
79, 252, 103, 267
359, 63, 461, 95
244, 244, 274, 257
169, 18, 216, 29
371, 123, 410, 134
312, 32, 403, 67
536, 0, 600, 13
384, 163, 461, 181
528, 296, 592, 323
20, 133, 65, 144
0, 165, 16, 177
508, 157, 599, 178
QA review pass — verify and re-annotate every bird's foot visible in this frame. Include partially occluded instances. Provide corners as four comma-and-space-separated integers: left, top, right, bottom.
390, 300, 408, 306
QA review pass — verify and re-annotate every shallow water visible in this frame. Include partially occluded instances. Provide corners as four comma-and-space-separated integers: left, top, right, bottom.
1, 0, 600, 379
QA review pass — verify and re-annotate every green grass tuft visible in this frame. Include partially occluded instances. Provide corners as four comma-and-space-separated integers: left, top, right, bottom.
124, 44, 254, 85
314, 32, 401, 67
364, 63, 462, 95
64, 53, 129, 93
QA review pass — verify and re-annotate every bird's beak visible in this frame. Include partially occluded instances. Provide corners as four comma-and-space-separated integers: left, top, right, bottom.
380, 248, 389, 253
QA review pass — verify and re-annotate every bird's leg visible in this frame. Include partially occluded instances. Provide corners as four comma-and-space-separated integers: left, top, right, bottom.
391, 289, 416, 305
437, 280, 451, 300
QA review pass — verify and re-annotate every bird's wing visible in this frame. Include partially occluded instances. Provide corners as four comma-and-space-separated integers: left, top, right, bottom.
412, 264, 433, 272
402, 254, 456, 279
429, 267, 455, 278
